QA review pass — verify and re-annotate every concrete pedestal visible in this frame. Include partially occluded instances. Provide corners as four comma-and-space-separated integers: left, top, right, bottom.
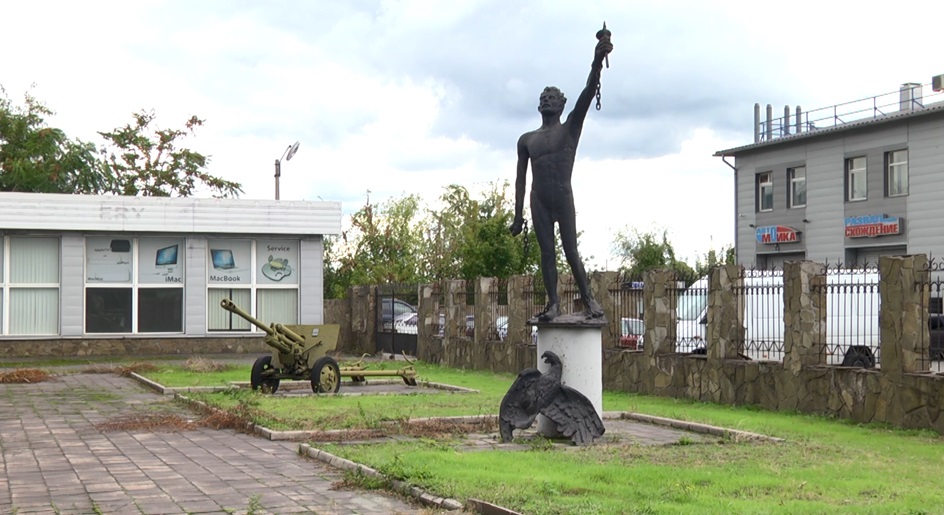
533, 314, 604, 437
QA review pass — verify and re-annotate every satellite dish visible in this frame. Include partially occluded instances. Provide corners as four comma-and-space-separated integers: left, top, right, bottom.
285, 141, 300, 161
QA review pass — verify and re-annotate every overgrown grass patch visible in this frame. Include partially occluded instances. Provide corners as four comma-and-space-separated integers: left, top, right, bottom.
324, 420, 944, 514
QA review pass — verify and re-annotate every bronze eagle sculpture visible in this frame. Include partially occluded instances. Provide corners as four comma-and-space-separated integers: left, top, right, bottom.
499, 350, 605, 445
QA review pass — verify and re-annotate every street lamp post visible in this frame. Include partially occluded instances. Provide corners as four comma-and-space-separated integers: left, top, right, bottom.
274, 141, 300, 200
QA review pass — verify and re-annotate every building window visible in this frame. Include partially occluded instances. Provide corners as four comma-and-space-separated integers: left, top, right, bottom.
788, 166, 806, 208
846, 157, 867, 201
886, 149, 908, 197
757, 171, 773, 212
6, 237, 60, 335
84, 236, 184, 334
206, 239, 299, 331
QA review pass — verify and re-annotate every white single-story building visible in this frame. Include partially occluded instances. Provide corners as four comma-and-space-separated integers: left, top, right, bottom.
0, 192, 341, 354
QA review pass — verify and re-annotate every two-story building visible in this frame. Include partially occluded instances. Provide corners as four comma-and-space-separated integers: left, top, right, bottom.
715, 78, 944, 269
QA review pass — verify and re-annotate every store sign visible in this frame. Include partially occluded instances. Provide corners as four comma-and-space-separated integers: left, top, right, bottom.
844, 214, 903, 238
755, 225, 800, 244
256, 239, 299, 285
208, 239, 251, 285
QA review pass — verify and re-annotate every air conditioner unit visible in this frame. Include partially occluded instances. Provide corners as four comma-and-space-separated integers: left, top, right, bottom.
933, 74, 944, 92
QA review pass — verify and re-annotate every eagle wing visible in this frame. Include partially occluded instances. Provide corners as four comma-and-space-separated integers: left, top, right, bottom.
539, 385, 606, 445
499, 368, 544, 442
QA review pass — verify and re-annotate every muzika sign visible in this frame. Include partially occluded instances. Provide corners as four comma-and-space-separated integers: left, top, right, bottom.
844, 214, 902, 238
755, 225, 800, 245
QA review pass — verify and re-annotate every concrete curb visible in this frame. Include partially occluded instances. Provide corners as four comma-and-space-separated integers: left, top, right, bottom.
299, 443, 464, 511
607, 411, 786, 443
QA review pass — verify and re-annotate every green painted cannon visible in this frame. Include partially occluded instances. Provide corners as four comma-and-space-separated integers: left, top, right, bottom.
220, 299, 417, 394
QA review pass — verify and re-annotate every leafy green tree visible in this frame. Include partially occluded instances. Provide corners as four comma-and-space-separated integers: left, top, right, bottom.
0, 88, 104, 193
99, 110, 242, 197
612, 228, 694, 280
326, 193, 426, 295
424, 182, 539, 281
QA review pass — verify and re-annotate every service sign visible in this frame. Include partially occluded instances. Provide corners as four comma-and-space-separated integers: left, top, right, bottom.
845, 214, 903, 238
256, 239, 299, 285
755, 225, 800, 245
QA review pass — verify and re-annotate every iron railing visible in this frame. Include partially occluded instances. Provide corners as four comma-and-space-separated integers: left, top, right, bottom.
757, 82, 944, 143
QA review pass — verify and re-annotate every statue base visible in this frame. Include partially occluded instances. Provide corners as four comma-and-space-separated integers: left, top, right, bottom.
532, 314, 605, 438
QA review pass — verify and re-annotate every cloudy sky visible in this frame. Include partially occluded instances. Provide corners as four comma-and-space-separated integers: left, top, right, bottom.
3, 0, 944, 268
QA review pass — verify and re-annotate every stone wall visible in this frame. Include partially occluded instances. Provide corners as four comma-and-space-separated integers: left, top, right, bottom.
397, 256, 944, 434
0, 336, 266, 358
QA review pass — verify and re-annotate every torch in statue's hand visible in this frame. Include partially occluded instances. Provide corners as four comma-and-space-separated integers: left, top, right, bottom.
595, 22, 612, 68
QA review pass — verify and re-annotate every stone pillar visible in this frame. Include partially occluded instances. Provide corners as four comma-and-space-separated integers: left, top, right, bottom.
348, 285, 373, 356
707, 265, 742, 360
592, 271, 619, 348
507, 275, 531, 345
444, 280, 465, 341
783, 261, 827, 373
535, 317, 605, 436
416, 283, 435, 353
474, 277, 496, 346
643, 269, 677, 357
880, 255, 929, 376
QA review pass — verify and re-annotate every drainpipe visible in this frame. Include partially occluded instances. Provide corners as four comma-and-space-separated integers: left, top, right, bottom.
721, 155, 738, 264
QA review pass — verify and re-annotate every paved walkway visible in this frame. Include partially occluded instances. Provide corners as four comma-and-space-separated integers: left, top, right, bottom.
0, 373, 423, 514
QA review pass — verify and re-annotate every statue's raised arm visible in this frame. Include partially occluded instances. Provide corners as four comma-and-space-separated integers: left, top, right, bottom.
566, 37, 613, 139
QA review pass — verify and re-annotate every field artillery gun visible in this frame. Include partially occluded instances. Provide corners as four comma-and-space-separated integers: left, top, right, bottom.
220, 299, 417, 394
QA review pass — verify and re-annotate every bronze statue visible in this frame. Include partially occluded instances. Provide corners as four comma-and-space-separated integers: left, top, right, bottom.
510, 29, 613, 322
499, 351, 605, 445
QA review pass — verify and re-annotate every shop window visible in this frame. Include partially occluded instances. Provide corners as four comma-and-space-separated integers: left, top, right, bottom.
8, 237, 60, 335
208, 288, 251, 331
206, 239, 299, 331
84, 237, 184, 334
886, 149, 908, 197
846, 156, 867, 201
86, 288, 132, 333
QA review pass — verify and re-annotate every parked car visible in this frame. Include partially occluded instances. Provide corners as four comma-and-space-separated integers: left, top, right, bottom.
620, 317, 645, 349
930, 314, 944, 359
496, 316, 538, 344
393, 312, 445, 336
379, 298, 416, 330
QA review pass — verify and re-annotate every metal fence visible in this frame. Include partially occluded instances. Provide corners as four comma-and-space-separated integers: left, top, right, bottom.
813, 264, 880, 368
608, 273, 644, 349
522, 275, 548, 319
735, 268, 785, 362
374, 283, 419, 355
917, 258, 944, 372
672, 270, 706, 354
486, 278, 509, 341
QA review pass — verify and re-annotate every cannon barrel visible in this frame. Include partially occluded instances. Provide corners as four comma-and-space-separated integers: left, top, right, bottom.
220, 298, 275, 336
220, 299, 298, 354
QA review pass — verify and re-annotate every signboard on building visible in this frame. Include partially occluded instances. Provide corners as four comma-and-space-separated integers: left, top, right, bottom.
844, 214, 903, 238
755, 225, 800, 244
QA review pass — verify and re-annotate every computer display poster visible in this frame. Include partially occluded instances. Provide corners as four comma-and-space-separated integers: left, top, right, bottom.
138, 238, 185, 284
86, 237, 134, 283
207, 239, 251, 285
256, 239, 299, 285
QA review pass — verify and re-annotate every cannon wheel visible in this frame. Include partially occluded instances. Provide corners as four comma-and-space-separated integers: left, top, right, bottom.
311, 356, 341, 394
250, 356, 280, 394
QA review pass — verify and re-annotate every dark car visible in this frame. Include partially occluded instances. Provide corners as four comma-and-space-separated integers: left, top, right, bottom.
930, 314, 944, 359
379, 298, 416, 330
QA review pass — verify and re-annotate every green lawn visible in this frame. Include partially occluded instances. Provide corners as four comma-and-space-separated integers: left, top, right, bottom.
142, 360, 944, 514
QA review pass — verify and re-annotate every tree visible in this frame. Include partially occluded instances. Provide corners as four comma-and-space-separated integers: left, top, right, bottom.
612, 228, 694, 279
325, 193, 426, 297
0, 88, 105, 194
424, 182, 539, 282
99, 110, 242, 197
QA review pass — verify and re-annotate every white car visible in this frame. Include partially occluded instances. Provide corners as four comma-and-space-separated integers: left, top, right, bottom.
496, 316, 537, 344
